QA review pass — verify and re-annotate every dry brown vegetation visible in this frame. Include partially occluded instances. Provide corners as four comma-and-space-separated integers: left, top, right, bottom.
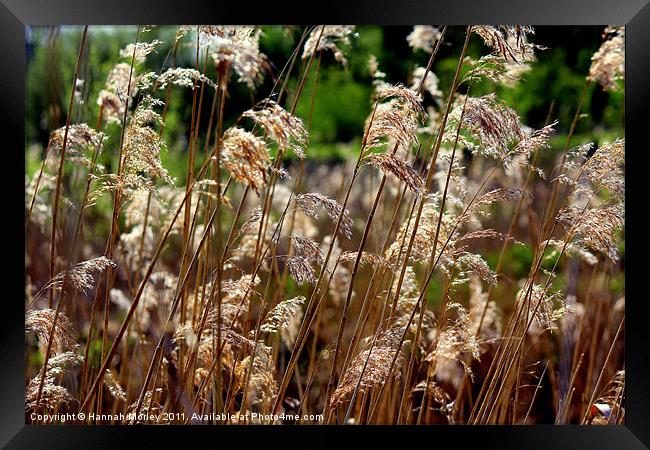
25, 25, 625, 425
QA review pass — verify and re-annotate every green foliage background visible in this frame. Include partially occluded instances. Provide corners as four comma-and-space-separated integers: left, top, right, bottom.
26, 25, 624, 176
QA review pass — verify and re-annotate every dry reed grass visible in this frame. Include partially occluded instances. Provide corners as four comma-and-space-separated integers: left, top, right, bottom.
24, 24, 625, 425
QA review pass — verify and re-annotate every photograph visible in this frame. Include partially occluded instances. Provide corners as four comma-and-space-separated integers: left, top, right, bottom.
23, 24, 627, 426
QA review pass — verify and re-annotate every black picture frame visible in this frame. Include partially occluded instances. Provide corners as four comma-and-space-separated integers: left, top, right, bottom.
5, 1, 649, 448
